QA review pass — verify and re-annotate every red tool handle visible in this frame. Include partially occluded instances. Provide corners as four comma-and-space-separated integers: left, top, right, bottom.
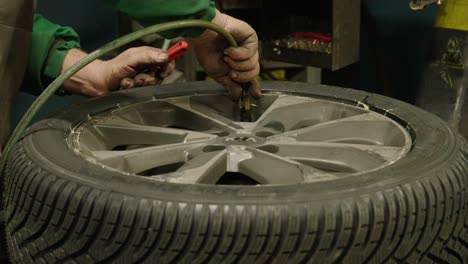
166, 40, 189, 60
292, 32, 332, 42
150, 40, 189, 73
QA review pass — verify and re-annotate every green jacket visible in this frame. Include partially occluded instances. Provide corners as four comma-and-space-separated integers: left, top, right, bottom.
29, 0, 216, 92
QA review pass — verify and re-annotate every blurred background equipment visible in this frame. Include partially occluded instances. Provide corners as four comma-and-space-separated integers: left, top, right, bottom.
409, 0, 443, 10
260, 0, 360, 71
414, 0, 468, 137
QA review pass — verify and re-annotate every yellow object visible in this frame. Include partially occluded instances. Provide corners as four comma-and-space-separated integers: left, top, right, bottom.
258, 69, 287, 80
244, 96, 251, 111
434, 0, 468, 31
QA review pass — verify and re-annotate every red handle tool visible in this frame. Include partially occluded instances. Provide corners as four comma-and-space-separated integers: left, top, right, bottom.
292, 32, 332, 42
150, 40, 190, 73
166, 40, 190, 60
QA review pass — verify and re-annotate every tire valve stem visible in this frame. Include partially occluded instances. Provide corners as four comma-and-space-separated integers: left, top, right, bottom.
239, 83, 251, 122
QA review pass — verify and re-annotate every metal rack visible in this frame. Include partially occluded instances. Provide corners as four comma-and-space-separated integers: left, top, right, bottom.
260, 0, 361, 71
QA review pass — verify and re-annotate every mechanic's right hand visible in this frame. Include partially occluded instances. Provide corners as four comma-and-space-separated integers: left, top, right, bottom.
189, 10, 261, 99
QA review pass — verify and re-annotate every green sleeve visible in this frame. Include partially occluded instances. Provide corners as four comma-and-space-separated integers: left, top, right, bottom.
27, 14, 81, 92
103, 0, 216, 37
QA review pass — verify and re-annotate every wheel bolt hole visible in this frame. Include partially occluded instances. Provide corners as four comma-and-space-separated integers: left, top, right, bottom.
255, 131, 275, 138
203, 145, 227, 152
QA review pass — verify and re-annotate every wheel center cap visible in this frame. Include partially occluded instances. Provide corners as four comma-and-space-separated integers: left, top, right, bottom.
222, 135, 264, 146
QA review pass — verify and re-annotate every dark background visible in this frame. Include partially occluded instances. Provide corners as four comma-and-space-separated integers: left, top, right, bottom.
11, 0, 439, 127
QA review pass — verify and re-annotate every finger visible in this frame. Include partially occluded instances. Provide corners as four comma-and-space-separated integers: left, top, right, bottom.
216, 76, 242, 99
248, 79, 262, 99
230, 63, 260, 82
160, 61, 175, 79
224, 41, 257, 61
224, 51, 259, 71
120, 78, 135, 89
140, 75, 160, 86
134, 73, 157, 87
121, 46, 169, 68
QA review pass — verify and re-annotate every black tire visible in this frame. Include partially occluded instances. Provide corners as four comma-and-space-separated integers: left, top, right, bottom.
4, 81, 468, 263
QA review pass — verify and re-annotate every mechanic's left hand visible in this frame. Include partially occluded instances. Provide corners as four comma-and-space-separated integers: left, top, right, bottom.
61, 47, 175, 97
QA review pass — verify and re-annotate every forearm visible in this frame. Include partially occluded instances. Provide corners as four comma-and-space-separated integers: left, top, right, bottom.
26, 14, 81, 94
59, 46, 174, 97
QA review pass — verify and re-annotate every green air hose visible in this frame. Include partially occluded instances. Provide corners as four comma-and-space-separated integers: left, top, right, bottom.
0, 20, 237, 172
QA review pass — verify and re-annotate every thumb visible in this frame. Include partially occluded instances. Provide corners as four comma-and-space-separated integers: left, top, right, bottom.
119, 47, 169, 68
248, 79, 262, 99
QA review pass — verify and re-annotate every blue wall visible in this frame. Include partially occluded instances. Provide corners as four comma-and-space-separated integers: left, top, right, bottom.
11, 0, 116, 127
322, 0, 438, 104
360, 0, 438, 103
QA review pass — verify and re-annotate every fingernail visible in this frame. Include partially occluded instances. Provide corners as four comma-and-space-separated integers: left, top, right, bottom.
224, 57, 229, 63
158, 53, 168, 60
231, 73, 238, 79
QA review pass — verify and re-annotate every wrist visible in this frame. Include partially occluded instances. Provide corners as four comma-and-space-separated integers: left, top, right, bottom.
44, 40, 81, 80
211, 9, 229, 28
41, 39, 81, 95
61, 49, 109, 97
188, 9, 228, 45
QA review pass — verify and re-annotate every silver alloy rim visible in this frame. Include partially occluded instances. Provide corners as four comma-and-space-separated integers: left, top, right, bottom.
69, 94, 412, 185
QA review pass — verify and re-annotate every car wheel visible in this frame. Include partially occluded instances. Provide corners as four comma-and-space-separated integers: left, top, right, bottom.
5, 81, 468, 263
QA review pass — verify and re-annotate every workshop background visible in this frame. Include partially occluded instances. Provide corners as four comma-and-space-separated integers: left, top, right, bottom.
4, 1, 467, 262
11, 0, 439, 128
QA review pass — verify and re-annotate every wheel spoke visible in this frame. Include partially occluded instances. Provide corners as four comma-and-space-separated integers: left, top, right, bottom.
189, 95, 242, 123
78, 115, 216, 151
267, 113, 375, 139
164, 96, 242, 132
254, 96, 316, 128
268, 113, 408, 147
96, 124, 215, 143
253, 96, 367, 137
236, 147, 338, 184
90, 141, 206, 173
157, 151, 228, 184
109, 99, 237, 136
260, 141, 406, 172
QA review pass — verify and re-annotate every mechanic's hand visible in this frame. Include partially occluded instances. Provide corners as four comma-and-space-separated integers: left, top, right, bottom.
61, 47, 175, 97
189, 10, 261, 99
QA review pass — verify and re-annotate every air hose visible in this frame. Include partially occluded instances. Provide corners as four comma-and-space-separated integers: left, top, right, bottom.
0, 20, 237, 172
